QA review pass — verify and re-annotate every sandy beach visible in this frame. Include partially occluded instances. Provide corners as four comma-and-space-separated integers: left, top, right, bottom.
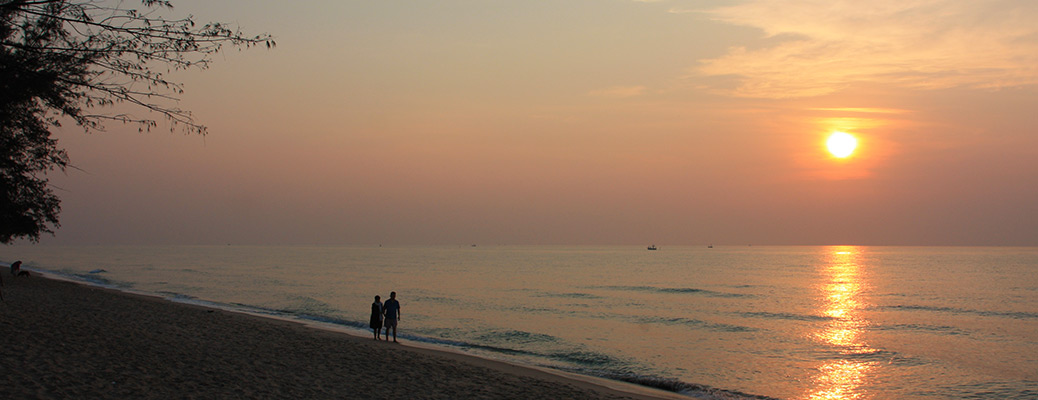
0, 274, 681, 399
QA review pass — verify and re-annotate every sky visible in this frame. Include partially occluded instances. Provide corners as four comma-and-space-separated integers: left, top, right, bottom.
34, 0, 1038, 246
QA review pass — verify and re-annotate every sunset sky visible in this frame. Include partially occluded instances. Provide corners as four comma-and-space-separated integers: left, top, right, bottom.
39, 0, 1038, 246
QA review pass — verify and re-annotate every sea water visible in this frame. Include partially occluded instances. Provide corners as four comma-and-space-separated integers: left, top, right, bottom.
3, 245, 1036, 399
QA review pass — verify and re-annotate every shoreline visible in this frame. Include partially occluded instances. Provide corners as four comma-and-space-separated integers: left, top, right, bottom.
1, 272, 692, 399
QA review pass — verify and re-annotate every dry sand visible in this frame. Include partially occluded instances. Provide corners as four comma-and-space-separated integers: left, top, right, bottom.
0, 274, 683, 399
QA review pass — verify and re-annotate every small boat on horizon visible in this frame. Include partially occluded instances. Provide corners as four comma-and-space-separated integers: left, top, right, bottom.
647, 245, 658, 250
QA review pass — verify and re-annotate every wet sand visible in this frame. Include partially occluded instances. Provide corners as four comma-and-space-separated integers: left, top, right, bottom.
0, 274, 682, 399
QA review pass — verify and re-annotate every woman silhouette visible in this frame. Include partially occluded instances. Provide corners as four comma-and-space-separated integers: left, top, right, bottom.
369, 295, 383, 340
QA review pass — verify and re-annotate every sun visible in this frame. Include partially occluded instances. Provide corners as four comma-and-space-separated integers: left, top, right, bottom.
826, 131, 858, 158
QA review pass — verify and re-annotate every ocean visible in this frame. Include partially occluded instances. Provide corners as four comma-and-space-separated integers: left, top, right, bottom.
3, 245, 1036, 399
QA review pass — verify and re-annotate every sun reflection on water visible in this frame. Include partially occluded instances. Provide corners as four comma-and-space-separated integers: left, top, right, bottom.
807, 246, 876, 400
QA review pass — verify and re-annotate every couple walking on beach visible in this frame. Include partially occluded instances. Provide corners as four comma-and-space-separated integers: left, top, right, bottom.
370, 291, 401, 342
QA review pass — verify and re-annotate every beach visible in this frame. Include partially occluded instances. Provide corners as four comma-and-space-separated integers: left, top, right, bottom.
0, 274, 679, 400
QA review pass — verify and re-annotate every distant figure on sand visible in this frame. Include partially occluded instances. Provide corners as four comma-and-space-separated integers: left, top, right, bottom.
369, 295, 384, 340
11, 261, 22, 276
383, 291, 401, 343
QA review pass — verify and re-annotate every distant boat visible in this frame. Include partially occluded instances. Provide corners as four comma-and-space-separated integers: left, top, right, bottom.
647, 245, 658, 250
708, 244, 713, 248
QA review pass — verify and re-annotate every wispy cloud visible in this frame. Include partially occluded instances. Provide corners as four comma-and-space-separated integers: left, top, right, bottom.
666, 8, 698, 15
696, 0, 1038, 98
808, 107, 910, 114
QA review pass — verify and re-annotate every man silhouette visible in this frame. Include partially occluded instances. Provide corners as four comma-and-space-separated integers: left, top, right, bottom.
383, 291, 401, 343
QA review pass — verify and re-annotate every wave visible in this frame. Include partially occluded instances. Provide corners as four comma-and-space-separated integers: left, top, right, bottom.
72, 273, 123, 287
410, 295, 465, 306
294, 313, 370, 331
212, 301, 372, 333
590, 285, 748, 298
475, 329, 560, 345
504, 305, 563, 314
406, 332, 625, 368
280, 295, 341, 315
599, 372, 780, 400
941, 380, 1038, 399
738, 311, 832, 322
34, 266, 132, 289
550, 350, 626, 366
635, 315, 758, 333
408, 335, 778, 398
534, 291, 605, 299
417, 328, 620, 366
872, 323, 969, 336
879, 304, 1038, 320
155, 291, 198, 301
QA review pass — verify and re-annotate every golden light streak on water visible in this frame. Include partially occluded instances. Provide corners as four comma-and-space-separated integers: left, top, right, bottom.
809, 360, 872, 400
807, 246, 876, 400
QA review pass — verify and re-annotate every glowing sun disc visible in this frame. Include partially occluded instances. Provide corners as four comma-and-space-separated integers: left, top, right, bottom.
827, 132, 857, 158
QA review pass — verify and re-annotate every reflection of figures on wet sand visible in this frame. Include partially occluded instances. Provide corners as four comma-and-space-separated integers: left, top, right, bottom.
383, 291, 401, 343
369, 295, 383, 340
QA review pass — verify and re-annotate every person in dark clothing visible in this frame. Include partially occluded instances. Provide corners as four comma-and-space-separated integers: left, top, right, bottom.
383, 291, 401, 343
369, 295, 384, 340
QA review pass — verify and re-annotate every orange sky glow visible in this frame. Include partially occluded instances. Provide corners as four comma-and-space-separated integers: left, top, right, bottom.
36, 0, 1038, 246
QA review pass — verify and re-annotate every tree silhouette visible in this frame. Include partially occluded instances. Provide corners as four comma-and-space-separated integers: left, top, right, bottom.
1, 0, 274, 243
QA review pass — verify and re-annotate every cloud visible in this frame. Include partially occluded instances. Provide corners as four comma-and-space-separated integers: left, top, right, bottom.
696, 0, 1038, 98
808, 107, 910, 114
588, 85, 648, 98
